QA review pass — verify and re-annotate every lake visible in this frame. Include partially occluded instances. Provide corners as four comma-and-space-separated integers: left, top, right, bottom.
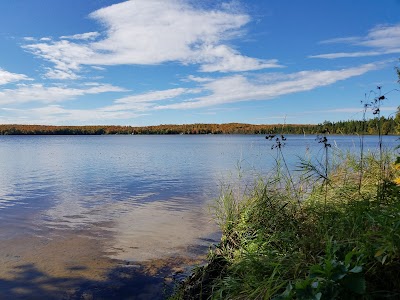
0, 134, 397, 299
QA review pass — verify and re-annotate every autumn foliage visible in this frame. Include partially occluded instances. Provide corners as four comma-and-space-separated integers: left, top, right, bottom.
0, 116, 398, 135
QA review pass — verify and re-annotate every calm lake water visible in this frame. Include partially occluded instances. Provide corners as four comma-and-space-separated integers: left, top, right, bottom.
0, 134, 397, 299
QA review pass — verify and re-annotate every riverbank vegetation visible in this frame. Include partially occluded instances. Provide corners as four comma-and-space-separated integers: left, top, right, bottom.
170, 87, 400, 299
0, 111, 398, 135
171, 137, 400, 299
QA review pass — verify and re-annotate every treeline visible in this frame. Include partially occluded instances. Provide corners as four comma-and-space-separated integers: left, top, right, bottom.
0, 116, 398, 135
321, 116, 399, 135
0, 123, 315, 135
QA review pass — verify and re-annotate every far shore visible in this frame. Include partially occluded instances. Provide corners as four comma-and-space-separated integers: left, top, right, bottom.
0, 117, 398, 136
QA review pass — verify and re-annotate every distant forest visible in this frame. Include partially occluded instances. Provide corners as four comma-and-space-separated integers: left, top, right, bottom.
0, 113, 399, 135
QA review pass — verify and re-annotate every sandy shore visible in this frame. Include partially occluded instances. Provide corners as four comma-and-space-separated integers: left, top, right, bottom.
0, 201, 219, 299
0, 230, 214, 299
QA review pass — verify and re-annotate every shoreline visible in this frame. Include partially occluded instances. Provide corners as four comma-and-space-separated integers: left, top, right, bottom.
0, 200, 220, 299
0, 229, 213, 299
0, 118, 398, 136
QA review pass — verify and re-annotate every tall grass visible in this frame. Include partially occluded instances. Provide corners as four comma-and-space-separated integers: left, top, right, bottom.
171, 135, 400, 300
208, 144, 400, 300
171, 83, 400, 299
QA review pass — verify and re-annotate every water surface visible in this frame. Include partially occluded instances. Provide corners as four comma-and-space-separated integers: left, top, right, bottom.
0, 134, 397, 298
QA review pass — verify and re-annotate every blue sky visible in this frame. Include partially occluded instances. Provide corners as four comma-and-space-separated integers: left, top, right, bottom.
0, 0, 399, 126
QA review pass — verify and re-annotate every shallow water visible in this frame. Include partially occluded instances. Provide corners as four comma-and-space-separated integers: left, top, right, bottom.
0, 134, 397, 299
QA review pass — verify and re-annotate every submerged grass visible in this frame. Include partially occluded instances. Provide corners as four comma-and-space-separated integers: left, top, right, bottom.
171, 140, 400, 300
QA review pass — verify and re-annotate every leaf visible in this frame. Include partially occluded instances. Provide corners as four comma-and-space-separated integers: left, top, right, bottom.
309, 264, 324, 276
374, 249, 385, 257
349, 266, 362, 273
332, 273, 346, 281
381, 255, 388, 265
274, 282, 292, 299
295, 280, 308, 290
344, 251, 355, 266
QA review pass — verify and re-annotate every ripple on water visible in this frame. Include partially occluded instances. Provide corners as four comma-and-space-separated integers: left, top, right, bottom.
0, 135, 397, 298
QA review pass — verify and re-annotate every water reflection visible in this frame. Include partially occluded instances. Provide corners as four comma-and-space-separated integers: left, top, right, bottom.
0, 135, 397, 297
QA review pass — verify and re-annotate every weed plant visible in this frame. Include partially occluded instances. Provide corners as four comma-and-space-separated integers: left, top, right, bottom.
171, 86, 399, 300
172, 139, 400, 299
208, 140, 400, 300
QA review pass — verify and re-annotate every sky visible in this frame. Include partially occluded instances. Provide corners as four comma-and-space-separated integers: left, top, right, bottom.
0, 0, 399, 126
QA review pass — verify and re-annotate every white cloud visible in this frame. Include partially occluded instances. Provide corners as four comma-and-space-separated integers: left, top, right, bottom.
319, 37, 360, 45
23, 0, 280, 78
23, 40, 94, 79
0, 64, 382, 124
88, 0, 251, 66
66, 63, 379, 117
318, 106, 398, 114
91, 66, 106, 71
0, 105, 141, 125
0, 68, 32, 85
312, 24, 400, 59
359, 24, 400, 49
60, 32, 100, 40
0, 83, 126, 105
34, 105, 139, 123
197, 45, 282, 72
310, 49, 400, 59
44, 68, 80, 80
23, 37, 36, 41
156, 63, 380, 109
115, 88, 198, 104
102, 87, 201, 113
186, 75, 213, 83
298, 106, 399, 118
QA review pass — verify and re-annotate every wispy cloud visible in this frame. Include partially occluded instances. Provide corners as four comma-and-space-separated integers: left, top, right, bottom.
33, 105, 140, 123
44, 68, 80, 80
23, 37, 36, 42
115, 88, 199, 104
60, 32, 100, 40
23, 40, 94, 79
0, 63, 381, 125
311, 24, 400, 59
23, 0, 281, 79
185, 75, 213, 83
84, 63, 380, 116
296, 106, 399, 122
0, 105, 141, 125
102, 88, 201, 113
197, 45, 282, 72
316, 106, 398, 114
319, 37, 360, 44
0, 83, 126, 105
157, 63, 380, 109
0, 68, 32, 85
311, 49, 400, 59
